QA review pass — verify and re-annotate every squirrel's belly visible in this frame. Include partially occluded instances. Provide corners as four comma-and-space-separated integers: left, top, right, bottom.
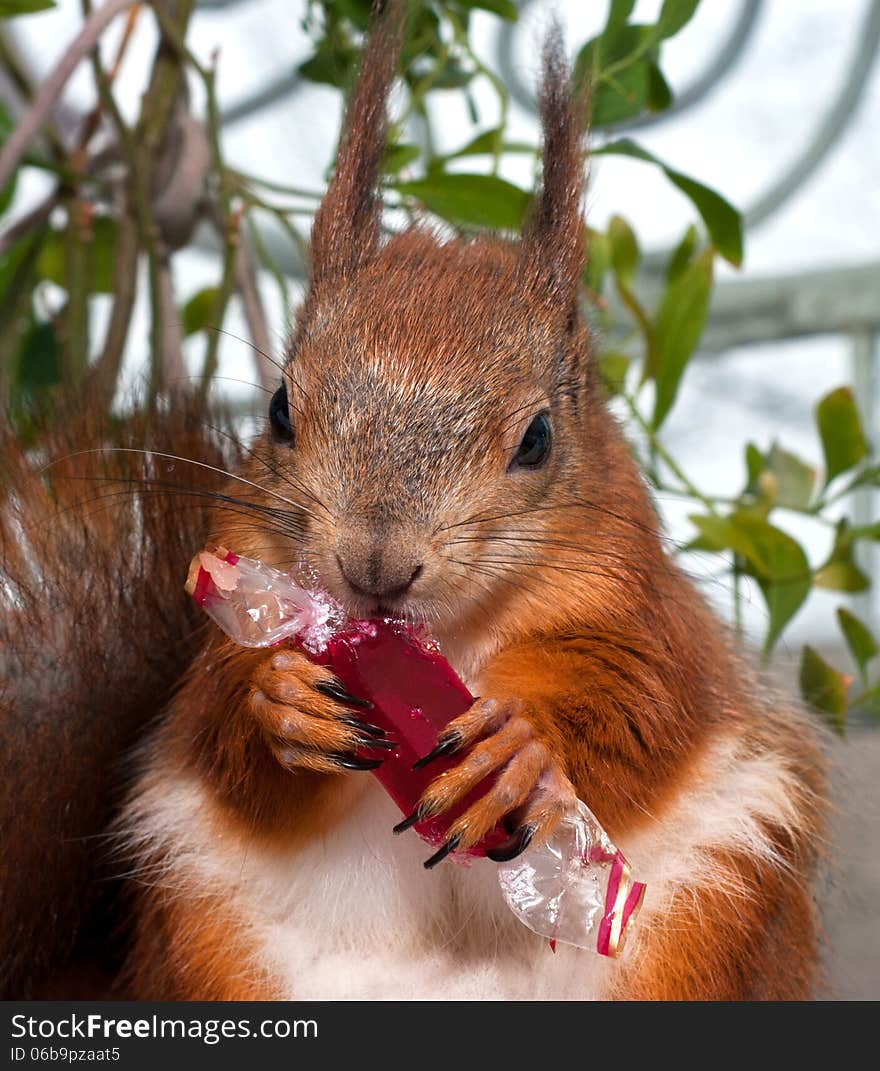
127, 772, 612, 999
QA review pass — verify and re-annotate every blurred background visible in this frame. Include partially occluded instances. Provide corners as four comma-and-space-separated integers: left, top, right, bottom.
1, 0, 877, 998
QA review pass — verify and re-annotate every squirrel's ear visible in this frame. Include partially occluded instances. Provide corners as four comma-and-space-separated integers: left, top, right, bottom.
519, 24, 589, 317
309, 0, 405, 287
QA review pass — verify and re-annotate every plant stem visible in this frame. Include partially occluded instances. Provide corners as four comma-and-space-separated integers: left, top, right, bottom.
230, 170, 325, 202
622, 390, 720, 516
61, 197, 91, 383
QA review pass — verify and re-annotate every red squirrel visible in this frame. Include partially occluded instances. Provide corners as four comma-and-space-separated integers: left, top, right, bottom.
3, 3, 826, 1000
118, 6, 827, 1000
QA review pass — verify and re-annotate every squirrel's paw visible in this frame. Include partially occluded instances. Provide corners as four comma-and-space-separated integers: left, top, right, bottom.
410, 698, 577, 868
248, 650, 393, 775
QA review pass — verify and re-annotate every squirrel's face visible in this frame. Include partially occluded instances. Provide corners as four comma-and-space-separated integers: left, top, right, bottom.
253, 235, 605, 636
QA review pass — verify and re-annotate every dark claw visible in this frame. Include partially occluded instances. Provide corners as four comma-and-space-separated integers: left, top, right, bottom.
339, 715, 387, 739
412, 732, 462, 770
333, 754, 384, 771
316, 680, 374, 710
423, 834, 462, 870
486, 825, 535, 863
392, 808, 423, 834
359, 737, 398, 751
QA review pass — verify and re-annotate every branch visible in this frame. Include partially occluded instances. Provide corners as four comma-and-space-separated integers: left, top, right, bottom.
157, 250, 187, 392
234, 233, 275, 391
0, 192, 57, 256
88, 204, 139, 405
0, 0, 138, 190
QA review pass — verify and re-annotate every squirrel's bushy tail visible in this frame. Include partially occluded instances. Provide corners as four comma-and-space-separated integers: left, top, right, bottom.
0, 397, 235, 997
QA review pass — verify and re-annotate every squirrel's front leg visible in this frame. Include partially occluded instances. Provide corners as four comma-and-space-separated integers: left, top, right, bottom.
177, 638, 395, 833
407, 631, 692, 864
408, 693, 577, 866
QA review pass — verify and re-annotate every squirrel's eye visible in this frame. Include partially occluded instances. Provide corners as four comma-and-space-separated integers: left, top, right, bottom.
512, 412, 552, 469
269, 382, 294, 444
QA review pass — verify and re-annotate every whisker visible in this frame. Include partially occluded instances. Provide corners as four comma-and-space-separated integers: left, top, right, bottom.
42, 447, 325, 524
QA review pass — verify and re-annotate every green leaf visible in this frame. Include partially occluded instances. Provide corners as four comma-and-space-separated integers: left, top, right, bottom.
333, 0, 372, 27
607, 215, 639, 286
603, 0, 637, 34
298, 45, 357, 88
458, 0, 518, 20
652, 247, 713, 429
583, 226, 610, 293
15, 317, 61, 391
593, 60, 654, 126
574, 26, 658, 126
814, 520, 870, 592
837, 608, 878, 686
745, 442, 764, 489
594, 139, 743, 266
383, 142, 420, 174
0, 0, 55, 15
442, 128, 536, 161
666, 224, 698, 284
689, 512, 811, 651
37, 217, 117, 294
656, 0, 701, 39
851, 685, 880, 719
760, 443, 817, 510
814, 561, 870, 592
598, 351, 630, 396
181, 287, 220, 338
851, 520, 880, 541
799, 646, 849, 733
645, 60, 672, 112
816, 386, 869, 485
393, 174, 531, 232
429, 58, 472, 90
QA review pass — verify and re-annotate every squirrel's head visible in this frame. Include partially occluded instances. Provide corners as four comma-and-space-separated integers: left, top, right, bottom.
243, 3, 646, 646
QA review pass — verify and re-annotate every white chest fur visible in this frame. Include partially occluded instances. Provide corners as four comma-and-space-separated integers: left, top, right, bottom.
131, 774, 613, 999
125, 727, 804, 1000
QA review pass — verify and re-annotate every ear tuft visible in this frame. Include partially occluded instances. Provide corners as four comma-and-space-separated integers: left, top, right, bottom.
308, 0, 405, 288
520, 21, 589, 313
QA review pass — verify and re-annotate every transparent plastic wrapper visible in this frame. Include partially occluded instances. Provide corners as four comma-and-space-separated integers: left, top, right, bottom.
186, 547, 646, 956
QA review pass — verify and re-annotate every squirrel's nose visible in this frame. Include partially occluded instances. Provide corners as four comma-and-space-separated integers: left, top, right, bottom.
335, 549, 423, 602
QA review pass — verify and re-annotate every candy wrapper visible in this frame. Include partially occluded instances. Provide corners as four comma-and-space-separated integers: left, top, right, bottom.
186, 547, 645, 957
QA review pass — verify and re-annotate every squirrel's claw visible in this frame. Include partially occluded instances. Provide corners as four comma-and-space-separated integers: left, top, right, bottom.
333, 754, 385, 772
315, 680, 374, 710
486, 824, 535, 862
392, 808, 423, 834
412, 731, 461, 770
338, 714, 387, 738
423, 833, 462, 869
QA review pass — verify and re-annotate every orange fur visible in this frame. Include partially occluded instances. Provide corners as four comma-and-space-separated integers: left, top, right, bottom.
127, 888, 280, 1001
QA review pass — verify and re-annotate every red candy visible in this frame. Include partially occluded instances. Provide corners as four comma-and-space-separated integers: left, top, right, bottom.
312, 619, 507, 852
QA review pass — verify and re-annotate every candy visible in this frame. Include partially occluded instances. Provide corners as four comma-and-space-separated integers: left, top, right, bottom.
186, 547, 645, 955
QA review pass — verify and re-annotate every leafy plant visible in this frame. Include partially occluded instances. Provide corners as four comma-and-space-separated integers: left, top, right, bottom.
0, 0, 876, 730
